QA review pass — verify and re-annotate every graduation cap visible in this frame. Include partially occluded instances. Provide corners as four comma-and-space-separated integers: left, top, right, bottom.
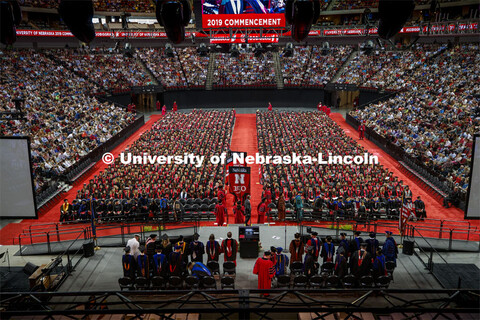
311, 231, 318, 236
369, 232, 376, 238
340, 233, 347, 237
354, 231, 361, 236
385, 231, 393, 235
264, 251, 271, 256
124, 246, 131, 253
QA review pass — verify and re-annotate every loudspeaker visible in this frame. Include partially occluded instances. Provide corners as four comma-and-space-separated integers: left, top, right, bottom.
58, 0, 96, 43
378, 0, 415, 39
23, 262, 39, 276
402, 240, 414, 256
83, 241, 95, 258
239, 241, 259, 258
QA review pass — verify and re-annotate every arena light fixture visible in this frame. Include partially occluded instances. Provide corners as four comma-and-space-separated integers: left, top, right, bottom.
197, 43, 208, 57
1, 0, 21, 45
230, 44, 240, 58
254, 43, 264, 58
156, 0, 191, 44
361, 40, 375, 55
58, 0, 95, 43
321, 41, 330, 55
378, 0, 415, 39
285, 0, 321, 42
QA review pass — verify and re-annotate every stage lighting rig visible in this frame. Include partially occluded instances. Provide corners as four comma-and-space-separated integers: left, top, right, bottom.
361, 40, 375, 55
0, 97, 25, 120
156, 0, 191, 44
254, 43, 264, 58
121, 12, 131, 29
285, 0, 321, 42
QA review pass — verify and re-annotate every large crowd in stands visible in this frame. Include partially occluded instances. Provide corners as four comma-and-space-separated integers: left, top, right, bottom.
281, 47, 310, 86
119, 230, 399, 290
137, 48, 188, 88
304, 46, 353, 86
20, 0, 154, 12
59, 110, 234, 222
213, 52, 276, 87
350, 44, 480, 195
176, 48, 209, 87
52, 48, 154, 91
0, 49, 135, 192
334, 45, 445, 89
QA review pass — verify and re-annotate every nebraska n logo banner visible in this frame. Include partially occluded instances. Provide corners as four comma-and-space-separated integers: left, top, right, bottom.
229, 166, 251, 200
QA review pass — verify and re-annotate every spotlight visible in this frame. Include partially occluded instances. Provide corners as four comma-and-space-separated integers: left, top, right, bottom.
197, 43, 208, 57
321, 41, 330, 55
283, 42, 294, 57
124, 43, 133, 57
254, 43, 264, 58
230, 44, 240, 58
361, 40, 374, 55
165, 43, 175, 57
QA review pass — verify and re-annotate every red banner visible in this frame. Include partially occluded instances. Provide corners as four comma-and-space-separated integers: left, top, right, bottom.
203, 14, 285, 29
210, 33, 278, 43
228, 166, 251, 202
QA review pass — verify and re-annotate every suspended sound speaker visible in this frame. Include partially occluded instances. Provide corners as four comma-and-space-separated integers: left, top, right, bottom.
0, 0, 21, 45
285, 0, 321, 42
58, 0, 96, 43
378, 0, 415, 40
156, 0, 191, 44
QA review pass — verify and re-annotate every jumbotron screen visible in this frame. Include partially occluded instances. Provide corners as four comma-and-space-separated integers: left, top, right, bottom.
202, 0, 286, 29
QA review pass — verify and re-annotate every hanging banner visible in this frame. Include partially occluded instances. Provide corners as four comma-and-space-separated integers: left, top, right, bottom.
229, 166, 251, 202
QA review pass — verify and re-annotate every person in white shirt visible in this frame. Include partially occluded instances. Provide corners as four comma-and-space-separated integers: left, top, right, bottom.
126, 234, 141, 259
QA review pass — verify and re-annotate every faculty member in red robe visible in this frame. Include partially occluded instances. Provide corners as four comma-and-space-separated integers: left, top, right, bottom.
257, 198, 267, 224
253, 251, 276, 295
233, 201, 245, 224
358, 122, 366, 140
221, 232, 238, 264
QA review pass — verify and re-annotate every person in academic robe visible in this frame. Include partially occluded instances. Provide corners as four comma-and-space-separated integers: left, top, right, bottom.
173, 200, 184, 222
306, 232, 322, 262
188, 261, 212, 280
189, 233, 205, 263
373, 247, 388, 279
233, 201, 245, 224
349, 231, 363, 257
289, 232, 304, 267
320, 236, 335, 263
349, 243, 372, 280
153, 246, 167, 276
414, 196, 426, 220
277, 194, 286, 222
338, 233, 350, 259
244, 195, 252, 226
257, 198, 267, 224
365, 232, 379, 258
253, 251, 276, 295
172, 101, 178, 112
268, 102, 273, 111
215, 202, 226, 226
122, 246, 136, 279
304, 246, 317, 277
294, 192, 304, 221
334, 248, 348, 279
221, 232, 238, 264
382, 231, 398, 265
136, 246, 149, 279
175, 235, 189, 265
160, 235, 173, 257
358, 122, 366, 140
60, 199, 71, 222
274, 247, 289, 276
206, 234, 221, 262
217, 185, 226, 206
145, 234, 157, 270
168, 245, 184, 276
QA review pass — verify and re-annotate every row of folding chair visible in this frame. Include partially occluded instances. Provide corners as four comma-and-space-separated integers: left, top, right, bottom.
118, 275, 235, 290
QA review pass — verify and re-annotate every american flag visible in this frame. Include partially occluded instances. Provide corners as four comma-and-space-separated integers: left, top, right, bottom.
399, 201, 414, 234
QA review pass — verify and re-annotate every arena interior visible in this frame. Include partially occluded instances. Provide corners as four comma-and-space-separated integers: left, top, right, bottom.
0, 0, 479, 319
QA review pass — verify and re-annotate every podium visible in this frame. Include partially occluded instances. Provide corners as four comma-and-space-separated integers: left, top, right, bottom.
239, 226, 259, 258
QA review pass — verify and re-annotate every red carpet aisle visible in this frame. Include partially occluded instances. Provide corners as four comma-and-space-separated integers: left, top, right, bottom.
226, 114, 263, 224
329, 113, 473, 224
0, 115, 163, 245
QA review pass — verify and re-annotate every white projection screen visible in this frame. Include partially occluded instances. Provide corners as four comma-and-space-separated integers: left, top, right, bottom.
0, 137, 38, 219
465, 134, 480, 219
